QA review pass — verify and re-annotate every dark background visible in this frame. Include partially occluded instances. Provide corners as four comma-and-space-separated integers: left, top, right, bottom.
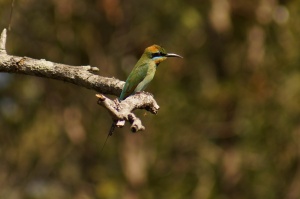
1, 0, 300, 198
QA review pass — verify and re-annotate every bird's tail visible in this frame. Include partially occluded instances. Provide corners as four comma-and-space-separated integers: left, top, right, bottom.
100, 122, 116, 152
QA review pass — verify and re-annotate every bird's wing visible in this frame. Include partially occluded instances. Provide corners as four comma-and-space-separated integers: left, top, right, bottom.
119, 62, 148, 100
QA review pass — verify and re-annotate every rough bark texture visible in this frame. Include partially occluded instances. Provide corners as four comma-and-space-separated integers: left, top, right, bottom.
0, 29, 159, 133
96, 92, 159, 132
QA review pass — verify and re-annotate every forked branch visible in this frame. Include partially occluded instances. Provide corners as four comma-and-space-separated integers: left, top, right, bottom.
0, 28, 160, 133
96, 92, 160, 132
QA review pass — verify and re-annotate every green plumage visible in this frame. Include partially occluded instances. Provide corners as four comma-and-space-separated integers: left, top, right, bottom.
119, 45, 182, 100
119, 54, 155, 100
100, 45, 182, 151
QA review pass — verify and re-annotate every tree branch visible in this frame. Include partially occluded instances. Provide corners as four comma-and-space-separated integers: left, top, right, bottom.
0, 28, 160, 133
0, 30, 123, 95
96, 92, 160, 132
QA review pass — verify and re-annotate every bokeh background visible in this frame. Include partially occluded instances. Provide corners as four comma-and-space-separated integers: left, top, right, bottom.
1, 0, 300, 198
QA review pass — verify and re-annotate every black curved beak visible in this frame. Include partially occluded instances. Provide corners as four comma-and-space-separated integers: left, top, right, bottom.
166, 53, 183, 58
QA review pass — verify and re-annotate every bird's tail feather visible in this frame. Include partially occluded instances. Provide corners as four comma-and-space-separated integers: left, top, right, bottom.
100, 122, 116, 152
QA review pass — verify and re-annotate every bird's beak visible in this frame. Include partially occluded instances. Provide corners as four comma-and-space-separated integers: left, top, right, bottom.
166, 53, 183, 58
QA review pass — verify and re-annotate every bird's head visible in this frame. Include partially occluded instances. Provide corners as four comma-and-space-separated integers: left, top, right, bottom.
144, 44, 183, 65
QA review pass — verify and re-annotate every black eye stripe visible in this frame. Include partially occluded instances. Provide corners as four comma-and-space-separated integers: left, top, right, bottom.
152, 52, 166, 58
153, 53, 160, 57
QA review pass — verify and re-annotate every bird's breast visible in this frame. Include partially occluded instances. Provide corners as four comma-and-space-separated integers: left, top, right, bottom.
134, 63, 156, 92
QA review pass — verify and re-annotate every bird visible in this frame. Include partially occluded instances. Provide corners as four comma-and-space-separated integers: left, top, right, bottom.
101, 45, 182, 152
119, 44, 183, 100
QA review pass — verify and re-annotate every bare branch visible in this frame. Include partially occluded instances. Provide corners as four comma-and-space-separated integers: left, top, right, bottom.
0, 28, 161, 133
0, 31, 124, 96
96, 92, 160, 132
0, 54, 124, 95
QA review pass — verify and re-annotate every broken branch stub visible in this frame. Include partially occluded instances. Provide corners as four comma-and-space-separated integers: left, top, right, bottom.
0, 29, 7, 54
96, 92, 160, 132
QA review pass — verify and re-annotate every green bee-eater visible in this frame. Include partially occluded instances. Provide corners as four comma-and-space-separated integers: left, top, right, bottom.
119, 44, 183, 100
101, 45, 182, 152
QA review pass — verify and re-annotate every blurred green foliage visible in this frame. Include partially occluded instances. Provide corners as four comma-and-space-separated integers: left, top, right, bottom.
1, 0, 300, 198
